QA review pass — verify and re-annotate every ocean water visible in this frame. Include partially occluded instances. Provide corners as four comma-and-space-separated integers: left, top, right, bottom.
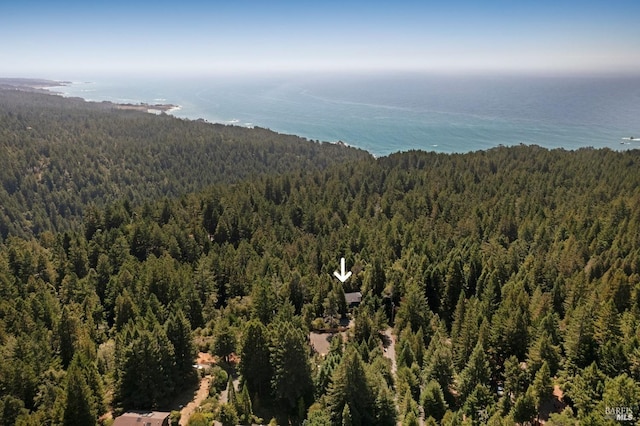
50, 73, 640, 157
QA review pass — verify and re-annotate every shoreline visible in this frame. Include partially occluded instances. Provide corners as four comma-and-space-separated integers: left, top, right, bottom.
113, 102, 180, 114
0, 78, 183, 116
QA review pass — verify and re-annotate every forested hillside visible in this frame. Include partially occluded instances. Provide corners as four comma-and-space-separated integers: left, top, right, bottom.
1, 124, 640, 425
0, 90, 370, 238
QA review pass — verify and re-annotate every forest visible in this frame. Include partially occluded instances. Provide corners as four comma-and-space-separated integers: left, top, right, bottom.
0, 90, 369, 238
1, 90, 640, 425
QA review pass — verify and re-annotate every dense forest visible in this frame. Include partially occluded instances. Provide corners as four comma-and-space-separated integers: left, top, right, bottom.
1, 90, 640, 425
0, 90, 369, 238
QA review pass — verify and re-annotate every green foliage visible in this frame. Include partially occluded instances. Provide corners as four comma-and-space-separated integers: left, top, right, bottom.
190, 411, 214, 426
0, 90, 370, 238
2, 97, 640, 424
565, 362, 606, 418
165, 309, 195, 381
115, 320, 176, 409
531, 361, 553, 409
511, 388, 537, 424
238, 320, 272, 398
169, 410, 181, 426
457, 341, 491, 403
270, 321, 313, 411
421, 380, 448, 422
63, 354, 97, 426
212, 320, 236, 364
209, 366, 229, 396
326, 346, 374, 425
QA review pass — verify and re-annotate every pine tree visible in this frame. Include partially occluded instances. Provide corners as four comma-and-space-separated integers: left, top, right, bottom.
489, 283, 530, 363
511, 388, 537, 425
165, 309, 195, 380
457, 341, 491, 402
270, 321, 312, 411
565, 362, 605, 418
213, 320, 236, 364
239, 320, 272, 398
251, 279, 275, 324
421, 380, 448, 422
531, 361, 552, 410
226, 376, 237, 409
63, 354, 96, 426
527, 332, 561, 376
395, 281, 432, 337
564, 304, 596, 369
239, 382, 253, 424
326, 346, 374, 425
342, 404, 353, 426
503, 355, 528, 402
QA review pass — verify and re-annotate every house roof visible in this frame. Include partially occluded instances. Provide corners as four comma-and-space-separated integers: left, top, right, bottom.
113, 411, 170, 426
344, 291, 362, 305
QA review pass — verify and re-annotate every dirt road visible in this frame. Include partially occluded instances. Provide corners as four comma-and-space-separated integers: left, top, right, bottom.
179, 375, 211, 426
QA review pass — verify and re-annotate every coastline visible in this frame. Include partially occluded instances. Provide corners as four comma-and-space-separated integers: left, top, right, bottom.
0, 78, 182, 116
114, 102, 180, 114
3, 76, 638, 156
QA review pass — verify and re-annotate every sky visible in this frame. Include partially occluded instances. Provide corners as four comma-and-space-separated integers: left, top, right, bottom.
2, 0, 640, 77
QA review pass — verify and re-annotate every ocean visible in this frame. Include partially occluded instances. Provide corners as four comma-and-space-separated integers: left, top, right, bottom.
49, 73, 640, 157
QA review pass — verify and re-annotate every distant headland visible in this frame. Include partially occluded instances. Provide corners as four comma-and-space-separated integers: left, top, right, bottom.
0, 78, 178, 113
112, 102, 179, 113
0, 78, 71, 92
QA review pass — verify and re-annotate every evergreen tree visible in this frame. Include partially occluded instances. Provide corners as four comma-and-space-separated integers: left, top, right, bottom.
564, 304, 596, 369
503, 355, 528, 402
251, 279, 276, 324
511, 388, 537, 425
213, 320, 236, 364
63, 354, 96, 426
342, 404, 353, 426
602, 374, 640, 418
490, 283, 530, 363
239, 320, 272, 398
226, 376, 237, 410
531, 361, 552, 409
326, 346, 374, 426
115, 322, 176, 409
463, 384, 494, 425
527, 332, 561, 376
374, 385, 398, 426
565, 362, 606, 418
421, 380, 448, 422
395, 281, 432, 338
458, 341, 491, 402
239, 382, 253, 424
165, 309, 195, 379
270, 322, 313, 411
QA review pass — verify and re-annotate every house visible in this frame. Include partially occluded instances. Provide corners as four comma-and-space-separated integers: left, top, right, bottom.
113, 411, 170, 426
344, 291, 362, 308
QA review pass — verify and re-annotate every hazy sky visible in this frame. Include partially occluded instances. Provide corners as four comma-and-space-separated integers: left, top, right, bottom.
2, 0, 640, 77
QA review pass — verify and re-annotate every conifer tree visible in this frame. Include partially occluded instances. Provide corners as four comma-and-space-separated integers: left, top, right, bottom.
239, 320, 272, 398
421, 380, 448, 422
326, 346, 374, 425
458, 341, 491, 402
270, 321, 312, 411
239, 382, 253, 424
213, 320, 236, 364
63, 354, 96, 426
165, 309, 195, 380
342, 404, 353, 426
531, 361, 552, 410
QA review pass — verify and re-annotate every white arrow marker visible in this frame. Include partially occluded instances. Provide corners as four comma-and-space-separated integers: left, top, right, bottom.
333, 257, 352, 283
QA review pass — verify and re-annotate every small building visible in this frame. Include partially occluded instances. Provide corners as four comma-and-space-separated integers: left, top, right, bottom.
344, 291, 362, 308
113, 411, 170, 426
